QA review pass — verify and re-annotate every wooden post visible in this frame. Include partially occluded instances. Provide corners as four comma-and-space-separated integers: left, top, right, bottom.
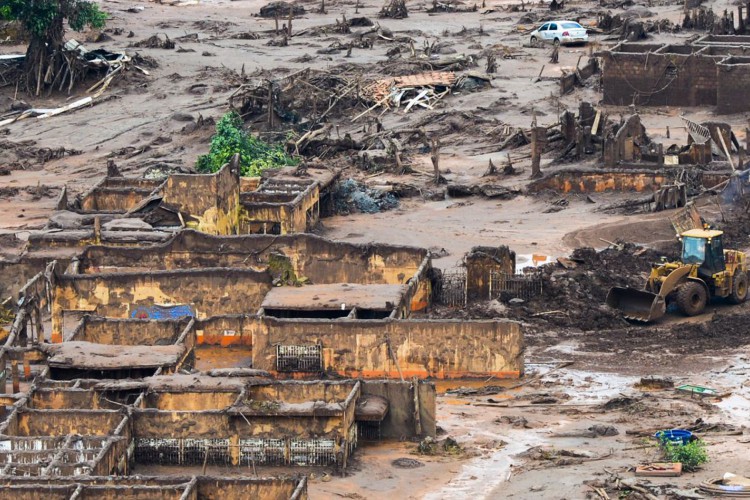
583, 125, 593, 154
530, 126, 546, 178
267, 81, 275, 128
94, 216, 101, 244
739, 6, 745, 32
413, 377, 422, 436
11, 360, 19, 393
658, 143, 664, 167
430, 137, 441, 185
287, 8, 293, 36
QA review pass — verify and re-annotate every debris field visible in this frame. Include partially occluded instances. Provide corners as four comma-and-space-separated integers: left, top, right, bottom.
2, 0, 750, 498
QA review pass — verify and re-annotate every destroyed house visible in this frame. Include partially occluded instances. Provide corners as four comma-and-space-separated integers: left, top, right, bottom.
600, 38, 750, 113
43, 316, 196, 379
0, 373, 434, 473
42, 230, 524, 379
34, 161, 341, 255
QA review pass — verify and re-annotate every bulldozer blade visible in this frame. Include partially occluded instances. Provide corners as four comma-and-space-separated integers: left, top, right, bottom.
606, 287, 666, 322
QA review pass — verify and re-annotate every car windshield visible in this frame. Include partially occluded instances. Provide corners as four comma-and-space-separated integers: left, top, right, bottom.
682, 237, 706, 265
561, 22, 582, 29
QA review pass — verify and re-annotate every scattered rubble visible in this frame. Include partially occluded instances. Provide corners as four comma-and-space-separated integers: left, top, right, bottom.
333, 178, 400, 214
3, 0, 750, 497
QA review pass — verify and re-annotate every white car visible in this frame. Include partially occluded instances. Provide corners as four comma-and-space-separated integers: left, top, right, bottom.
529, 20, 588, 47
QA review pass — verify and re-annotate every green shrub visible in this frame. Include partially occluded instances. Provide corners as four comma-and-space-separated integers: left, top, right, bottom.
661, 439, 708, 471
0, 6, 11, 20
196, 111, 298, 177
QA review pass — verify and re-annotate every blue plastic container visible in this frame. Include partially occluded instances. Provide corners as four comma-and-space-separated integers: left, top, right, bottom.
654, 429, 693, 446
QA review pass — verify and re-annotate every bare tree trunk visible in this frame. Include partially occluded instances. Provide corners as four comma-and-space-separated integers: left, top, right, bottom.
25, 16, 68, 96
430, 137, 441, 185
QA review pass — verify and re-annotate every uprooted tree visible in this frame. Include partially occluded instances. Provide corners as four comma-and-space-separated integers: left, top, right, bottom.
5, 0, 107, 95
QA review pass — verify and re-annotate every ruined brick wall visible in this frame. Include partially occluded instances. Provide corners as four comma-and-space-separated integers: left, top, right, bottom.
717, 58, 750, 113
361, 380, 437, 438
0, 257, 55, 303
69, 317, 190, 345
0, 478, 306, 500
133, 409, 347, 440
76, 177, 162, 213
528, 170, 669, 193
252, 381, 354, 404
51, 269, 270, 339
80, 188, 155, 213
79, 231, 429, 286
602, 50, 719, 106
196, 479, 306, 500
195, 315, 252, 346
240, 183, 319, 235
161, 163, 240, 235
528, 169, 732, 193
145, 391, 239, 411
251, 318, 524, 379
560, 58, 598, 95
465, 246, 516, 301
15, 410, 123, 436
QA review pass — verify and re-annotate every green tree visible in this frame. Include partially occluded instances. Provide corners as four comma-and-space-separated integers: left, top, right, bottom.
197, 112, 298, 177
5, 0, 107, 95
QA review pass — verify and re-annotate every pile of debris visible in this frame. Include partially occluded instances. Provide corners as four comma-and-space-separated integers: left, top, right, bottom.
333, 178, 399, 214
259, 1, 305, 18
229, 68, 364, 128
0, 139, 81, 172
380, 0, 408, 19
130, 34, 175, 49
0, 40, 146, 125
431, 243, 675, 330
501, 244, 664, 329
683, 7, 738, 34
597, 12, 678, 40
360, 71, 457, 116
427, 0, 478, 14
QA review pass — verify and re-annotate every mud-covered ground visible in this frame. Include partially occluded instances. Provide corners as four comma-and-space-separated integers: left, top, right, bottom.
3, 0, 750, 497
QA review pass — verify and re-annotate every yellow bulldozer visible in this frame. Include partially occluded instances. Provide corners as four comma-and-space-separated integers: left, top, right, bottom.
606, 229, 749, 322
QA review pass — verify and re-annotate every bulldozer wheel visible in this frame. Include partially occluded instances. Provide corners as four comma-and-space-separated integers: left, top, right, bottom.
729, 272, 749, 304
676, 282, 707, 316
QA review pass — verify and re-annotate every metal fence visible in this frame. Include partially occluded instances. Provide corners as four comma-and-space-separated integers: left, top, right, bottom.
134, 438, 231, 466
276, 344, 323, 372
489, 271, 544, 301
432, 270, 467, 307
135, 436, 345, 466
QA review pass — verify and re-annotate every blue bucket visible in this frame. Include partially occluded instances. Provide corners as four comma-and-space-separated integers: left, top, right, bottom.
655, 429, 693, 446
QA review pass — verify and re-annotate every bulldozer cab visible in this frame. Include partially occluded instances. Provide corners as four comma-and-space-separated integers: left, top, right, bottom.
681, 229, 725, 276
